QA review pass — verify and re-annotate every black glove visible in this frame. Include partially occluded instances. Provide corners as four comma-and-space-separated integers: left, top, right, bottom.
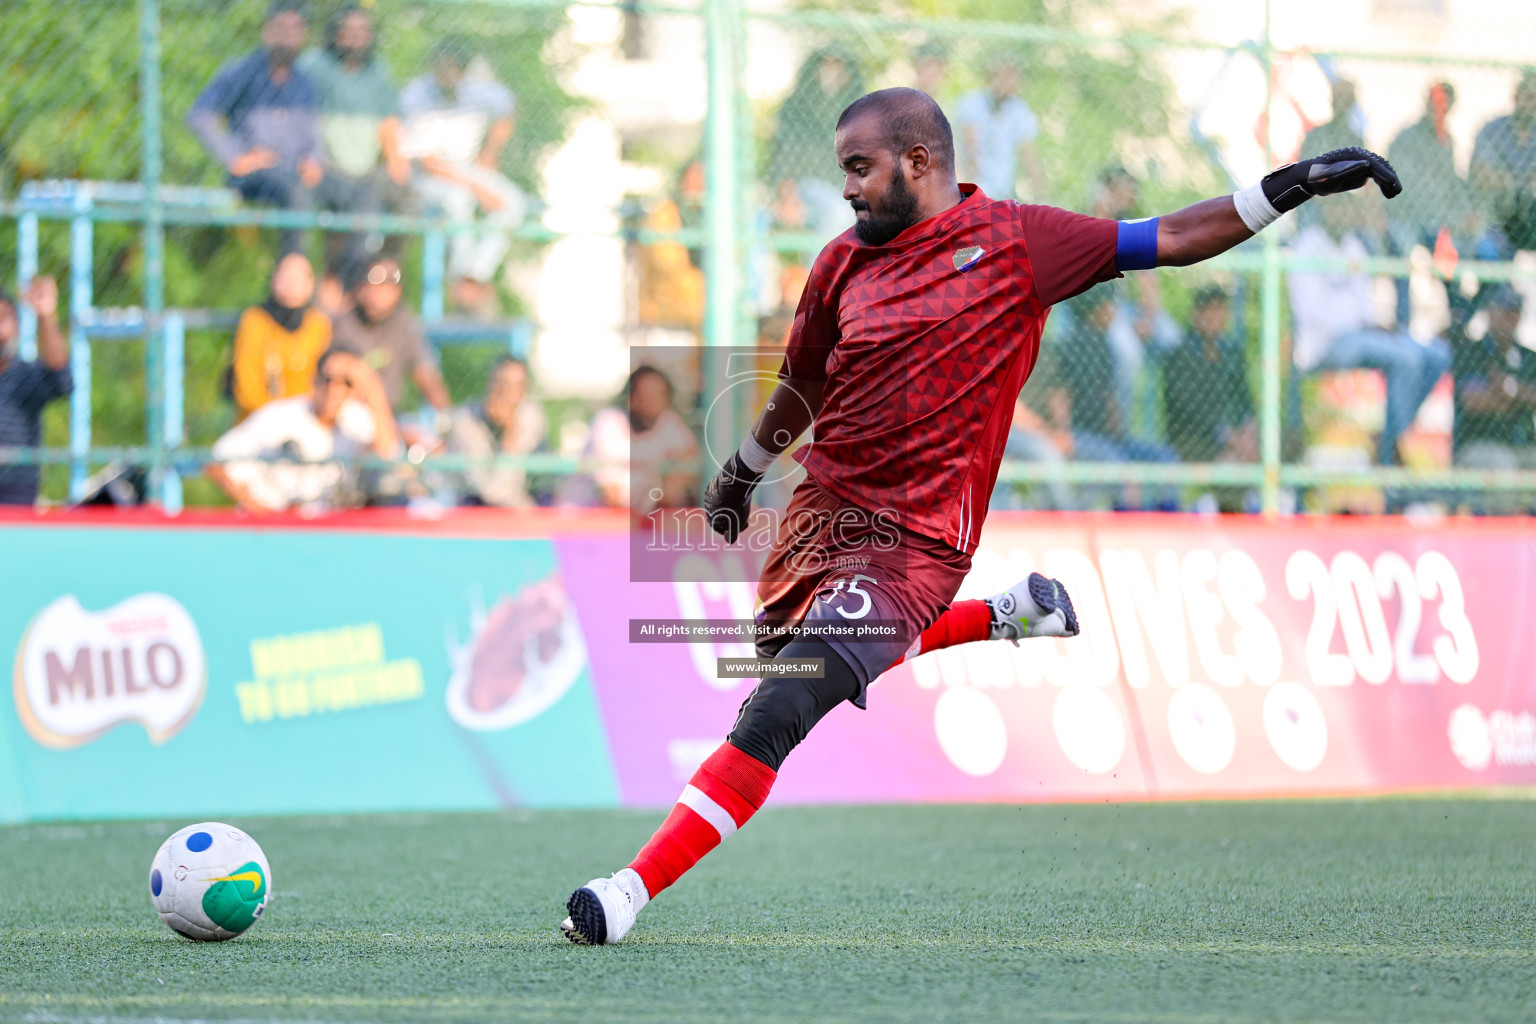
703, 451, 764, 543
1260, 146, 1402, 213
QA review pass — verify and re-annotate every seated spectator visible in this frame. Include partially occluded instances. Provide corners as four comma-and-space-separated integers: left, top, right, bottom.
445, 356, 547, 507
399, 41, 525, 316
1388, 83, 1477, 254
954, 55, 1043, 202
331, 256, 450, 413
1288, 198, 1452, 465
230, 252, 331, 418
766, 47, 864, 238
912, 40, 948, 98
1453, 286, 1536, 473
564, 366, 698, 514
207, 349, 399, 513
1470, 69, 1536, 259
297, 4, 416, 273
1040, 289, 1178, 508
298, 5, 411, 209
187, 1, 342, 248
995, 390, 1072, 511
1163, 286, 1257, 464
0, 277, 70, 506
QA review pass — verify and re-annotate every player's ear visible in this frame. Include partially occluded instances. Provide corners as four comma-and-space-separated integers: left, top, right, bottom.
907, 143, 931, 179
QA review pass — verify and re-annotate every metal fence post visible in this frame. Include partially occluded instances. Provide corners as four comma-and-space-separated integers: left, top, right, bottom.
17, 213, 38, 362
68, 194, 93, 503
1258, 0, 1282, 516
141, 0, 168, 508
162, 313, 184, 514
703, 0, 743, 472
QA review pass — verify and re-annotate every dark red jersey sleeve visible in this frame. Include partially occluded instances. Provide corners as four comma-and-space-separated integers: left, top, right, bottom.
779, 238, 850, 381
1015, 204, 1122, 308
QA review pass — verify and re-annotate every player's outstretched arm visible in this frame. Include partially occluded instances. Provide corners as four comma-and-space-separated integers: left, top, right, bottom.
1151, 148, 1402, 268
703, 375, 825, 542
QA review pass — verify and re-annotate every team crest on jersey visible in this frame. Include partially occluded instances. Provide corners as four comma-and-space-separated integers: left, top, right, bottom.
952, 245, 985, 272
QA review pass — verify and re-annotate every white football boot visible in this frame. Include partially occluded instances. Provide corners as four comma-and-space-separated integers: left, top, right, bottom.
561, 867, 649, 945
986, 572, 1080, 643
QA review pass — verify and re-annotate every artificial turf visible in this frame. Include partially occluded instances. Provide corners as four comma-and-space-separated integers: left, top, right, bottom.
1, 799, 1534, 1024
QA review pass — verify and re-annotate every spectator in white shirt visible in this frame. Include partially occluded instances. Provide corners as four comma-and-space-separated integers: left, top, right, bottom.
399, 41, 525, 315
954, 57, 1044, 202
1287, 199, 1451, 465
563, 366, 698, 514
207, 348, 400, 512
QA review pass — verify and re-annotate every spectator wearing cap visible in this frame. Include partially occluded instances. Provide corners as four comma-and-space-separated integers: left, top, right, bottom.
207, 348, 399, 514
0, 276, 70, 506
1163, 286, 1258, 473
330, 256, 450, 413
230, 252, 332, 418
1471, 70, 1536, 258
444, 356, 547, 507
398, 41, 525, 315
188, 1, 337, 236
953, 55, 1043, 202
1287, 197, 1452, 465
1453, 286, 1536, 475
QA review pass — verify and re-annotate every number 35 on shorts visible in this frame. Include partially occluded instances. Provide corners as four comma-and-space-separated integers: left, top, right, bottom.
818, 574, 879, 620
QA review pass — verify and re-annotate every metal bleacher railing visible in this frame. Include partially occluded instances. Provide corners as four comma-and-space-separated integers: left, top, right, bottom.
4, 0, 1536, 514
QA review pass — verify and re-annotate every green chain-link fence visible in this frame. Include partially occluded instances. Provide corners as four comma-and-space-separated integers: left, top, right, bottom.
2, 0, 1534, 514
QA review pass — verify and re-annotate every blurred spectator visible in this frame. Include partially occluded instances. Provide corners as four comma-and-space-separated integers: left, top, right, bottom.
954, 56, 1043, 202
766, 47, 865, 238
1301, 77, 1364, 158
1388, 83, 1476, 254
1453, 286, 1536, 472
912, 41, 949, 98
565, 366, 698, 513
1163, 286, 1257, 465
1470, 70, 1536, 258
399, 41, 525, 316
0, 277, 70, 506
1288, 199, 1452, 465
996, 388, 1073, 511
1041, 289, 1179, 495
1089, 166, 1181, 440
188, 1, 329, 238
230, 252, 332, 419
636, 159, 706, 333
445, 356, 547, 507
331, 256, 450, 413
207, 349, 399, 514
297, 4, 415, 268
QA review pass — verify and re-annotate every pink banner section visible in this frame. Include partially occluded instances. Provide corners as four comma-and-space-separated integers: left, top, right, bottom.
559, 515, 1536, 807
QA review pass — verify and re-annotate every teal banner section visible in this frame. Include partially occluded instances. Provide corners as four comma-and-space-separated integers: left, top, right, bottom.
0, 526, 619, 823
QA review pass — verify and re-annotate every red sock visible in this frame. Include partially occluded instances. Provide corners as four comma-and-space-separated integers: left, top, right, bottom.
888, 599, 993, 669
628, 741, 776, 898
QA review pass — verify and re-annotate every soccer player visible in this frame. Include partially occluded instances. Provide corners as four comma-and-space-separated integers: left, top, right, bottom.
561, 88, 1400, 944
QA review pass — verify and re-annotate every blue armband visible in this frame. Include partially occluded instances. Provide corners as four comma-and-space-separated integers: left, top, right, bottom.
1116, 217, 1159, 271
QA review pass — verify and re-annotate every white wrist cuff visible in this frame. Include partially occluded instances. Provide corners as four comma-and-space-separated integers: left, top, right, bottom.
1232, 183, 1282, 234
737, 433, 779, 473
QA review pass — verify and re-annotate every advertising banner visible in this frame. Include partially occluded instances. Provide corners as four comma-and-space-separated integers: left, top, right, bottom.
1, 511, 1533, 822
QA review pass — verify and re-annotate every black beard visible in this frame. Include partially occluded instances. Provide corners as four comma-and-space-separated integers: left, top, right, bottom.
337, 43, 369, 63
268, 45, 299, 68
852, 172, 920, 246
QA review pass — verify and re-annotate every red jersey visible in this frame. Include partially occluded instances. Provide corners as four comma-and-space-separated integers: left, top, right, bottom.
781, 185, 1122, 553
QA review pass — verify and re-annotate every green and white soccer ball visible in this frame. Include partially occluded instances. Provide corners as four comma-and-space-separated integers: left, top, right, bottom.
148, 822, 271, 941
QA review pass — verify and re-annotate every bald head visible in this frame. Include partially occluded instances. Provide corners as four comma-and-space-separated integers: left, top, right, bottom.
836, 88, 955, 173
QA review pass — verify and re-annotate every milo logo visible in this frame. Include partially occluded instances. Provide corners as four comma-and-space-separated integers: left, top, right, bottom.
13, 593, 207, 749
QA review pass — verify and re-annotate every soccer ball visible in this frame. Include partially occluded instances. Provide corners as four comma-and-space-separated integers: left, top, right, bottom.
148, 822, 271, 941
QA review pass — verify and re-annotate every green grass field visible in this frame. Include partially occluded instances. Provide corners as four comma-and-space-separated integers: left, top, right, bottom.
2, 799, 1534, 1024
